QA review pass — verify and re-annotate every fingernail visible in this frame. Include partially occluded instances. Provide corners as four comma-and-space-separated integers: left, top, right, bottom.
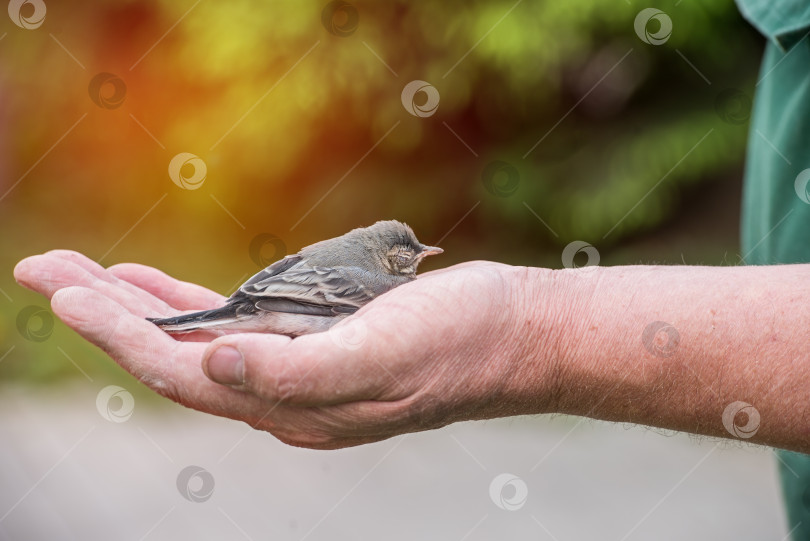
205, 346, 244, 386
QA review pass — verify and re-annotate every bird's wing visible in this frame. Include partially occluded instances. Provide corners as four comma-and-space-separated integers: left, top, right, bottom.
238, 254, 304, 291
237, 265, 383, 316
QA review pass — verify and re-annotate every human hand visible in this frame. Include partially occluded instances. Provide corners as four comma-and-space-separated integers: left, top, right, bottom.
14, 250, 560, 449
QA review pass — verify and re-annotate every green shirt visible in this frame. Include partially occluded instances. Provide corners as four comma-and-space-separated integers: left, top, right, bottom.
737, 0, 810, 537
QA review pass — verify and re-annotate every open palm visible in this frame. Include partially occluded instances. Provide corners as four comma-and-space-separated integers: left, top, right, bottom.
14, 250, 546, 448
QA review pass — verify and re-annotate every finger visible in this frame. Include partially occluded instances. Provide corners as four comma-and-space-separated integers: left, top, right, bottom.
201, 316, 413, 406
46, 250, 179, 312
107, 263, 225, 311
29, 252, 226, 339
50, 286, 271, 422
46, 250, 116, 280
14, 253, 97, 298
15, 254, 168, 318
17, 250, 173, 315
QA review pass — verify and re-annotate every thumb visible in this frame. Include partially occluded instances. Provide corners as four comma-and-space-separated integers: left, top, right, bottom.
201, 319, 406, 406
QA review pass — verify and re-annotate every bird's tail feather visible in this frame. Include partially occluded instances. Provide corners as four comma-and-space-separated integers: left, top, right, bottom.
147, 305, 241, 333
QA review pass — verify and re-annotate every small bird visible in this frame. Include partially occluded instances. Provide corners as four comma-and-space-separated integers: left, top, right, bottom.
147, 220, 443, 336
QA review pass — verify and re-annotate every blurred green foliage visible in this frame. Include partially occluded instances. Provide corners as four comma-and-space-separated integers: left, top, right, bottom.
0, 0, 761, 384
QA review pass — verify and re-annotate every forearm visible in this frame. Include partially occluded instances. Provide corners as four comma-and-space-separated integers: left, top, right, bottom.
519, 264, 810, 452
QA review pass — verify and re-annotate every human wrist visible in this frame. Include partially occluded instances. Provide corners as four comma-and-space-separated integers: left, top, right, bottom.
494, 264, 588, 416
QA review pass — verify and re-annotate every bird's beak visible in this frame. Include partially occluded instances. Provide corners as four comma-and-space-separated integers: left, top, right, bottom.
417, 245, 444, 259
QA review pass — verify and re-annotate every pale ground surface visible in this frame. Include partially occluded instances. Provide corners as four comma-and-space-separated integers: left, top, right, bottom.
0, 383, 789, 540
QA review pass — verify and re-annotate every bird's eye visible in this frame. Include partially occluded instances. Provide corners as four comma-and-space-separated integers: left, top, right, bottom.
395, 252, 412, 264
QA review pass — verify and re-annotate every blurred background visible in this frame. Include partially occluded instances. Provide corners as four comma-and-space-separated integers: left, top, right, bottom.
1, 0, 787, 539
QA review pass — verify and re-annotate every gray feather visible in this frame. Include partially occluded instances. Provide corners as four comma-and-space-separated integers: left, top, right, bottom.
148, 220, 439, 336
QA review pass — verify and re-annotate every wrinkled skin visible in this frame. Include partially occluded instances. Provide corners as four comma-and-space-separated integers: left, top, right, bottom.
14, 251, 558, 449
